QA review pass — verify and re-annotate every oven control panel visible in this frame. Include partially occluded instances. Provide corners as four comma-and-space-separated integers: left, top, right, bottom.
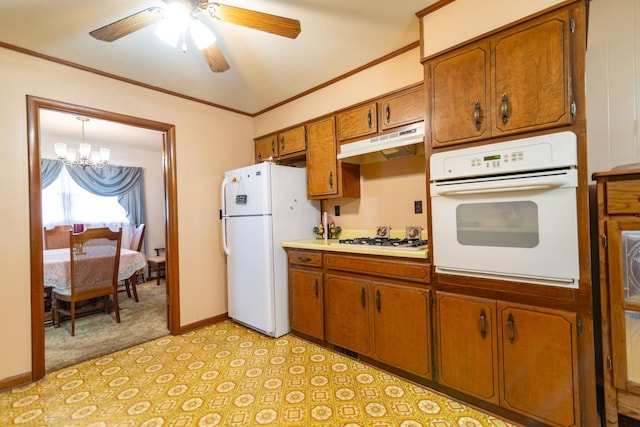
430, 131, 577, 180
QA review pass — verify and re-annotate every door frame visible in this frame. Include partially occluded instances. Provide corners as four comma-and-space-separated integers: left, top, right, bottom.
27, 95, 181, 380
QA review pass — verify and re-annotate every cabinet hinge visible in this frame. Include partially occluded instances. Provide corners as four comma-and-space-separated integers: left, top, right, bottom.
430, 294, 435, 306
432, 364, 437, 376
570, 101, 577, 117
602, 233, 608, 248
607, 355, 613, 372
570, 17, 576, 33
577, 318, 583, 336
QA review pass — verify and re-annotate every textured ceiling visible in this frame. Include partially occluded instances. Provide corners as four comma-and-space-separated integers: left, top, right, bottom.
0, 0, 435, 115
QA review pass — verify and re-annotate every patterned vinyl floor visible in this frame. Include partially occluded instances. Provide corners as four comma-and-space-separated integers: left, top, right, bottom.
0, 320, 517, 426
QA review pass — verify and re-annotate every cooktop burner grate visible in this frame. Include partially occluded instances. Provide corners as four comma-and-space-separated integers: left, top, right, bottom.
336, 237, 428, 249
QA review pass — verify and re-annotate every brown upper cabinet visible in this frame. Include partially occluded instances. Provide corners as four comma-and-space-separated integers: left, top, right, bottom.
336, 102, 378, 142
255, 125, 306, 163
254, 134, 278, 163
337, 85, 425, 142
427, 8, 572, 147
306, 116, 360, 200
378, 86, 425, 132
278, 126, 306, 156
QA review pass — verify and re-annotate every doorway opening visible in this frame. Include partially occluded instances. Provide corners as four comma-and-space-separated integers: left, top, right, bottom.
27, 96, 181, 381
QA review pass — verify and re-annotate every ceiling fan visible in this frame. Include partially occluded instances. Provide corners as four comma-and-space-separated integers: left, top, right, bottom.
89, 0, 301, 73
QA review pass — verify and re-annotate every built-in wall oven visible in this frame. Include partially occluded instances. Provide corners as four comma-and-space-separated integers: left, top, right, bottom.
429, 131, 579, 288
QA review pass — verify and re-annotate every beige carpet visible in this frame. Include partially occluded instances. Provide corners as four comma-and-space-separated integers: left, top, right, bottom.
45, 279, 168, 373
3, 320, 516, 426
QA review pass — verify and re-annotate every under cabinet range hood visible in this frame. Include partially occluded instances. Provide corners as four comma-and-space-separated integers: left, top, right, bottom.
337, 122, 425, 164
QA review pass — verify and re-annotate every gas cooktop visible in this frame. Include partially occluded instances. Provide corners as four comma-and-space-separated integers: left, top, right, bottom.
333, 237, 428, 250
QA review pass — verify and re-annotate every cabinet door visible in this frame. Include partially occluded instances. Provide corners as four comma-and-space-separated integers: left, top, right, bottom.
372, 283, 431, 378
336, 102, 377, 142
325, 274, 371, 355
289, 267, 324, 340
306, 117, 338, 198
492, 9, 571, 135
378, 87, 425, 131
606, 221, 640, 391
498, 302, 578, 426
278, 126, 306, 156
430, 42, 490, 146
436, 292, 498, 404
255, 135, 277, 163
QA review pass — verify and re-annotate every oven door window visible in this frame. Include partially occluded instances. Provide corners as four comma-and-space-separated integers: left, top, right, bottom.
457, 201, 539, 248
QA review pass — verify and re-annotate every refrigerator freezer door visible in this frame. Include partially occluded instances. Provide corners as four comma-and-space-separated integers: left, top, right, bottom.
226, 215, 276, 335
223, 163, 271, 217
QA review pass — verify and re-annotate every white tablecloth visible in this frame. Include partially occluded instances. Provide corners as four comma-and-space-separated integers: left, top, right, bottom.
44, 247, 146, 290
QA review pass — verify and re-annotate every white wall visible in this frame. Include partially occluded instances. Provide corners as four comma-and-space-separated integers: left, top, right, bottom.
586, 0, 640, 177
0, 46, 254, 381
254, 48, 423, 135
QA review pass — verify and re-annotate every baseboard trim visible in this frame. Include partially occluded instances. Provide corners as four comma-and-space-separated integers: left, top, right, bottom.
178, 313, 229, 334
0, 371, 32, 393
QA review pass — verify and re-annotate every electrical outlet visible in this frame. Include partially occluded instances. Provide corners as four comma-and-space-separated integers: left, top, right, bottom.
334, 205, 341, 216
414, 200, 423, 214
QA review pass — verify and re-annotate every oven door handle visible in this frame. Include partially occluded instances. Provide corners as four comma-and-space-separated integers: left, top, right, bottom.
432, 173, 576, 196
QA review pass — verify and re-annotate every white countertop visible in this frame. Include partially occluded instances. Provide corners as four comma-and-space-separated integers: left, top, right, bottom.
281, 239, 429, 260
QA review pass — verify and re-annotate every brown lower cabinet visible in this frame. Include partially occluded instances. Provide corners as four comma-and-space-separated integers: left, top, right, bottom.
436, 291, 580, 427
287, 249, 588, 426
325, 274, 432, 378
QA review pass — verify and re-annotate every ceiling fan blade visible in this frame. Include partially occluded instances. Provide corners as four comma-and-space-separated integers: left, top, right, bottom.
90, 7, 163, 42
200, 43, 230, 72
202, 3, 301, 39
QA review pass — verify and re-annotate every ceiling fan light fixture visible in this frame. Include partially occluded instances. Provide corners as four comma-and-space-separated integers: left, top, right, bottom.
154, 2, 190, 47
190, 19, 216, 50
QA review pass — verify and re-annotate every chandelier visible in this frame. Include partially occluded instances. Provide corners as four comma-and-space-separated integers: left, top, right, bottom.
54, 117, 110, 169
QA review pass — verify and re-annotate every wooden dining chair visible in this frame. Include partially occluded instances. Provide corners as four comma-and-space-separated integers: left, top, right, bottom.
123, 224, 145, 302
52, 227, 123, 336
44, 225, 73, 249
148, 247, 166, 286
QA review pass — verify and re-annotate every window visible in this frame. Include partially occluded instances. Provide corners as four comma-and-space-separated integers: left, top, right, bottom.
42, 167, 129, 228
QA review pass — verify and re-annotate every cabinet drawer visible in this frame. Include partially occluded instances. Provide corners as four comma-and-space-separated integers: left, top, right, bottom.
288, 250, 323, 267
325, 254, 430, 283
606, 180, 640, 214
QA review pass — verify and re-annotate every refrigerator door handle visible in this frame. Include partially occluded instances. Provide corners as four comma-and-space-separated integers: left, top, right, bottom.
220, 177, 229, 217
221, 177, 231, 256
222, 216, 230, 255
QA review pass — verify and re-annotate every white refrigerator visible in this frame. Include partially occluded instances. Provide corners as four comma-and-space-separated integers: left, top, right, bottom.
220, 162, 320, 337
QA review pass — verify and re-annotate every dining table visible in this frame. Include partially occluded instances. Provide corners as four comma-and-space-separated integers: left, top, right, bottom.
44, 247, 146, 290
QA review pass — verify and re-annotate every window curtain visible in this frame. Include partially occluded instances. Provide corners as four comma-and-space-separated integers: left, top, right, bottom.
41, 158, 63, 188
65, 164, 146, 228
41, 160, 145, 227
